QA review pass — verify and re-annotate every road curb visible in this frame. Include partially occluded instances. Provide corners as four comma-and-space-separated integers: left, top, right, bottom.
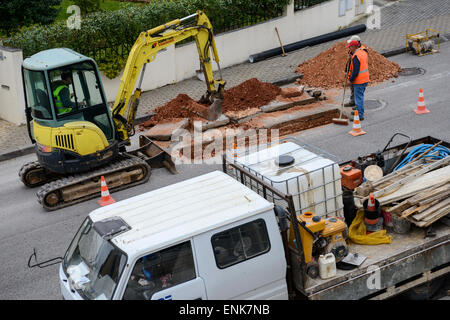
381, 47, 407, 58
0, 145, 35, 162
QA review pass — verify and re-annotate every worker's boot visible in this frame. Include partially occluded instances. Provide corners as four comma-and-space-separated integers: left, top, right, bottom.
344, 101, 355, 107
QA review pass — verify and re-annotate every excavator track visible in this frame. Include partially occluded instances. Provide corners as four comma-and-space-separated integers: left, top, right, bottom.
19, 161, 62, 188
36, 156, 151, 211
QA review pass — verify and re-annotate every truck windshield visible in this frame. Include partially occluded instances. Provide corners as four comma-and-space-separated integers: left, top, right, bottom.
63, 218, 127, 300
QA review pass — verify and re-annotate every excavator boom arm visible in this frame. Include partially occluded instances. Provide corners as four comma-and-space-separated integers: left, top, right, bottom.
112, 11, 225, 142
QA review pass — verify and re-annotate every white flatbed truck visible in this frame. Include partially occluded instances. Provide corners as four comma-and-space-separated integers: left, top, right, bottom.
53, 136, 449, 300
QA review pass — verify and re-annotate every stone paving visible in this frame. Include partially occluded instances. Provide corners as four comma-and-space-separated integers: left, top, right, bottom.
380, 0, 450, 29
2, 0, 450, 157
138, 12, 450, 116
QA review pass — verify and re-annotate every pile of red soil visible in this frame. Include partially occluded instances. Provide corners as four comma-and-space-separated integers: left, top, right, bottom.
142, 78, 281, 126
142, 94, 203, 126
222, 78, 281, 112
296, 41, 401, 89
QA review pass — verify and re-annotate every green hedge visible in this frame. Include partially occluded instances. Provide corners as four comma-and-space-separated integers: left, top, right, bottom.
5, 0, 290, 78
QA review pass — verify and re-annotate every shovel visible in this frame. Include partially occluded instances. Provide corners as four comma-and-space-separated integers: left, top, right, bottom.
332, 74, 350, 126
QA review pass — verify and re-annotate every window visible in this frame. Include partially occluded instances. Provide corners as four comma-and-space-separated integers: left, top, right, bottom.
48, 62, 105, 117
63, 218, 127, 300
23, 69, 53, 120
123, 241, 196, 300
211, 219, 271, 269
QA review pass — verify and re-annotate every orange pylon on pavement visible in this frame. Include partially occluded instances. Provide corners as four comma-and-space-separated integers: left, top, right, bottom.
98, 176, 116, 207
414, 88, 430, 114
348, 110, 366, 136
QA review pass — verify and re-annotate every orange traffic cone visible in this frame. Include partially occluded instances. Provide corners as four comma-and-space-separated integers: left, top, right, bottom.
232, 142, 238, 158
367, 193, 376, 211
414, 88, 430, 114
364, 193, 381, 234
98, 176, 116, 207
348, 110, 366, 136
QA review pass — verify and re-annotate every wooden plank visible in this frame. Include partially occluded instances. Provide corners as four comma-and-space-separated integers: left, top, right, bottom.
412, 197, 450, 221
374, 157, 450, 199
356, 162, 424, 197
414, 204, 450, 227
376, 165, 450, 205
418, 191, 450, 206
417, 188, 450, 206
401, 200, 441, 219
399, 205, 418, 219
387, 183, 448, 214
389, 200, 413, 214
409, 183, 450, 204
372, 163, 424, 188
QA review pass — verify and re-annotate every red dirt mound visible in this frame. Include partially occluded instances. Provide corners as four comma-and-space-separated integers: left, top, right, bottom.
222, 78, 281, 112
296, 41, 401, 89
142, 78, 281, 126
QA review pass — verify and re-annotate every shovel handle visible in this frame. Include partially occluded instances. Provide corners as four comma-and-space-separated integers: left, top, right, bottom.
275, 28, 287, 56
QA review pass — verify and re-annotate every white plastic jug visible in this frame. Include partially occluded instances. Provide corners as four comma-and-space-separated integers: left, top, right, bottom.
319, 253, 337, 280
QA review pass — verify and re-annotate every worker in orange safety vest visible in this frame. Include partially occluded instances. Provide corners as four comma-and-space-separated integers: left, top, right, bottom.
344, 35, 368, 108
347, 39, 370, 121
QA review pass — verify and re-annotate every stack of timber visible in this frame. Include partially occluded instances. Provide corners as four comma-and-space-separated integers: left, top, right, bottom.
355, 154, 450, 228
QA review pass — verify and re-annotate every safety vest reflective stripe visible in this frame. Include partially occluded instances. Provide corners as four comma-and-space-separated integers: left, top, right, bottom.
350, 48, 370, 85
53, 85, 71, 113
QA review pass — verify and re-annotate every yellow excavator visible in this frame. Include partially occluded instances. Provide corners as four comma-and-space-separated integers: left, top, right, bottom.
19, 11, 226, 210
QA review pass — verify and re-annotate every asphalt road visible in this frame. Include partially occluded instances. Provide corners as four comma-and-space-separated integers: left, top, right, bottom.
0, 42, 449, 300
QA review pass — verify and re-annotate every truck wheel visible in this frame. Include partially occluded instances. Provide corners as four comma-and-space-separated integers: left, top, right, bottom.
400, 278, 444, 300
306, 264, 319, 279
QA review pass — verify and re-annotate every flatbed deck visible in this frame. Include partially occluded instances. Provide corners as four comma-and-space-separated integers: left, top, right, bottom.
223, 135, 450, 300
300, 222, 450, 299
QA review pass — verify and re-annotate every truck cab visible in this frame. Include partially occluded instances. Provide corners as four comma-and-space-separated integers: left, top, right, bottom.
59, 171, 288, 300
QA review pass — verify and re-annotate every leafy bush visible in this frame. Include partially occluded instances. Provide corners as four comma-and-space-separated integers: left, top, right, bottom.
5, 0, 291, 78
0, 0, 62, 36
73, 0, 101, 15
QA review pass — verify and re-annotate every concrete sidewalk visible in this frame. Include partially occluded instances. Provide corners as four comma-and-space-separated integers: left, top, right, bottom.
1, 1, 450, 161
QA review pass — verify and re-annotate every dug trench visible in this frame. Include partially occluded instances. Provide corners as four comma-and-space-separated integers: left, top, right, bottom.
139, 78, 341, 160
138, 42, 400, 160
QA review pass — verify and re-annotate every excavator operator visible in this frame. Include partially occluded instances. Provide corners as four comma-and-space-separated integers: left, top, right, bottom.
52, 71, 75, 115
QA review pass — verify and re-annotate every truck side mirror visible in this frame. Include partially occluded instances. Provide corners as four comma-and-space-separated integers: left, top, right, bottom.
274, 205, 290, 232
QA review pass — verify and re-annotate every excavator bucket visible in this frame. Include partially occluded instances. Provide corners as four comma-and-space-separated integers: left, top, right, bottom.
206, 97, 223, 121
130, 135, 178, 174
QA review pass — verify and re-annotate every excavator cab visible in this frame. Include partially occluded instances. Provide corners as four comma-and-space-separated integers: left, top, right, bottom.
22, 48, 120, 178
23, 49, 115, 142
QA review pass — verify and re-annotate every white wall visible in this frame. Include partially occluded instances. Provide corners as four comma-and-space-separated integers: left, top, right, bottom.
100, 0, 360, 102
0, 46, 26, 124
0, 0, 361, 123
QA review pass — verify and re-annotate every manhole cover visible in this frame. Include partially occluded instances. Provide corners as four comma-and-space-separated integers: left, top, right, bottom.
399, 67, 426, 76
365, 99, 386, 112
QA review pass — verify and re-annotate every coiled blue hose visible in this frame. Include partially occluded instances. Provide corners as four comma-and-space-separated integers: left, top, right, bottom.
393, 144, 450, 172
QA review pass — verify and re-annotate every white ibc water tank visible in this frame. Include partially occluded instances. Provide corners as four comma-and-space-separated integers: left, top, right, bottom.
234, 141, 344, 218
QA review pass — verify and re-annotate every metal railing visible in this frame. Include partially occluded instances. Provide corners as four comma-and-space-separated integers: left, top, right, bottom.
294, 0, 329, 12
82, 8, 285, 62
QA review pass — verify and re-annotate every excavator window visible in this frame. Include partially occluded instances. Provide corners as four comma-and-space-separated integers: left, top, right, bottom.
49, 62, 106, 117
48, 62, 114, 140
23, 69, 53, 120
